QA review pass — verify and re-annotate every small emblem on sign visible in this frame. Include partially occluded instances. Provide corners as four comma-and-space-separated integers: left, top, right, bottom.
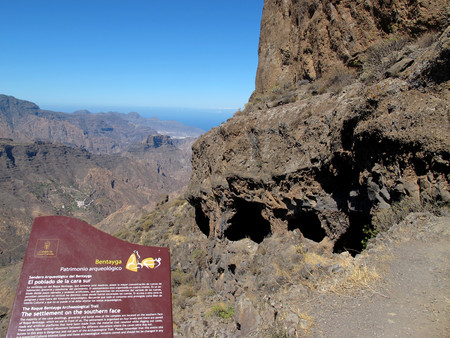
126, 250, 161, 272
34, 239, 59, 257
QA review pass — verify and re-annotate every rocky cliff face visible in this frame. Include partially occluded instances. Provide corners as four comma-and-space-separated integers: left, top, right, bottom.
182, 20, 449, 331
187, 5, 449, 253
254, 0, 449, 96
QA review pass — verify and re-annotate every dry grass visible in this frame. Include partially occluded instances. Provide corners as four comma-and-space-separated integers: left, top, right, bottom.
340, 264, 381, 290
322, 261, 386, 298
361, 36, 408, 82
273, 262, 294, 280
314, 65, 357, 95
416, 31, 438, 48
0, 263, 22, 308
294, 309, 314, 332
179, 284, 196, 299
373, 197, 448, 233
303, 251, 330, 266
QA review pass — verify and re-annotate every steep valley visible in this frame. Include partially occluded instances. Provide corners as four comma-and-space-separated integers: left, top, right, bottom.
0, 136, 192, 267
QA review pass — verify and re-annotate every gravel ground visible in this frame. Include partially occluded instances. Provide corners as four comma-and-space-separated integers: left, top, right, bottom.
303, 213, 450, 337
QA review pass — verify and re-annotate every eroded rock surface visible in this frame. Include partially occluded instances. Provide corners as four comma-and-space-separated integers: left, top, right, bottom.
187, 27, 450, 252
254, 0, 449, 95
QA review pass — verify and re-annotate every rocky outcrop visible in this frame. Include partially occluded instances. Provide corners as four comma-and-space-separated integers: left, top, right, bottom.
187, 27, 449, 251
254, 0, 449, 96
127, 135, 175, 151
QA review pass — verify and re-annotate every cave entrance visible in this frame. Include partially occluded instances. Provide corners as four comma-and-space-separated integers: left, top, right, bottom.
224, 199, 271, 244
288, 211, 326, 242
194, 205, 210, 237
333, 212, 372, 256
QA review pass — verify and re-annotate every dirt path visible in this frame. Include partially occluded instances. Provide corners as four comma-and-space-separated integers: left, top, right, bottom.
304, 214, 450, 337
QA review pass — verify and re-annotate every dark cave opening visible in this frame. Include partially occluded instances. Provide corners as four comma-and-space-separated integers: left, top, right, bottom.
224, 200, 271, 244
287, 211, 326, 242
194, 205, 210, 237
333, 212, 372, 256
426, 47, 450, 84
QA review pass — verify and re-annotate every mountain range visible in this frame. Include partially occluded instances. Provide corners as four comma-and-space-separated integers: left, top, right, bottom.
0, 94, 203, 154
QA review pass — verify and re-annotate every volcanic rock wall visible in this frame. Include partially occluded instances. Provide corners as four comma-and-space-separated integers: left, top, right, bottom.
187, 0, 449, 250
254, 0, 449, 96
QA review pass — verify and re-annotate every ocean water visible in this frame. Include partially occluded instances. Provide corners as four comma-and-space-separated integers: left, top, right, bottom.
137, 107, 236, 131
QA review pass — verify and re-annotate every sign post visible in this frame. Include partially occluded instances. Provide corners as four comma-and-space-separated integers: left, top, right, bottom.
7, 216, 173, 337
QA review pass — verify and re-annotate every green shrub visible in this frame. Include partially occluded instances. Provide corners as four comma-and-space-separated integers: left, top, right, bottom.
361, 223, 379, 250
142, 219, 154, 231
171, 269, 184, 286
360, 197, 449, 249
114, 229, 130, 240
205, 289, 216, 297
207, 302, 234, 320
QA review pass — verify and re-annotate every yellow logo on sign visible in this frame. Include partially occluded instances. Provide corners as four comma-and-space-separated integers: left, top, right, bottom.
126, 250, 161, 272
35, 239, 59, 257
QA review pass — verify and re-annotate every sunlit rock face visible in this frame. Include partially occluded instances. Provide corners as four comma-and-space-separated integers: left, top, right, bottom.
253, 0, 449, 96
187, 18, 450, 251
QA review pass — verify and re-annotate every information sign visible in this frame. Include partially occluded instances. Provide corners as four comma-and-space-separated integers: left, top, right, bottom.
7, 216, 173, 337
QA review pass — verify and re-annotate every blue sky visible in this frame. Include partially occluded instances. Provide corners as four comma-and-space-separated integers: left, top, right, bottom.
0, 1, 263, 130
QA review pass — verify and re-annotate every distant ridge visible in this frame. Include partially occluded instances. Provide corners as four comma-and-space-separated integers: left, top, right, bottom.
0, 94, 203, 154
115, 111, 204, 138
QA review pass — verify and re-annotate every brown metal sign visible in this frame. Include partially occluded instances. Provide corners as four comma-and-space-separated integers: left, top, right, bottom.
7, 216, 173, 337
